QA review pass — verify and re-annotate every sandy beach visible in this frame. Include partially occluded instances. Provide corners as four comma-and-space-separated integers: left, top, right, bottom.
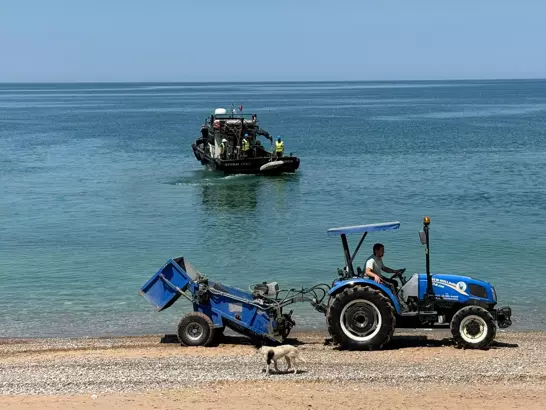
1, 329, 545, 409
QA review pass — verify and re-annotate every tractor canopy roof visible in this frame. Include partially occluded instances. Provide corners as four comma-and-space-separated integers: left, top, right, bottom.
327, 221, 400, 236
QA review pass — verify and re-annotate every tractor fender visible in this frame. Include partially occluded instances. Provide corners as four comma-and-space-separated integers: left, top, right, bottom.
328, 279, 402, 314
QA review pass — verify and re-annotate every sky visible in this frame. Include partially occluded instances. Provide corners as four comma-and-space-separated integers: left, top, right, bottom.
1, 0, 545, 82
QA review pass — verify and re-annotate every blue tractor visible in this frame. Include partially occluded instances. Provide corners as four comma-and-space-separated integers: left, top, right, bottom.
324, 216, 512, 350
139, 216, 512, 350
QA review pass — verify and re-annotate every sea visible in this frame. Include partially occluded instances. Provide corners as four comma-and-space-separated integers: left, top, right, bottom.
1, 80, 546, 338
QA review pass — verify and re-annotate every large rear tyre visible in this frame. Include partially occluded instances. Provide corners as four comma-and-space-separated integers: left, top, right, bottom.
450, 306, 497, 349
177, 312, 215, 347
327, 286, 396, 350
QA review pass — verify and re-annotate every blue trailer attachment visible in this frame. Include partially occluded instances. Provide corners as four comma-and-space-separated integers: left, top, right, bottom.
139, 256, 330, 346
139, 257, 202, 312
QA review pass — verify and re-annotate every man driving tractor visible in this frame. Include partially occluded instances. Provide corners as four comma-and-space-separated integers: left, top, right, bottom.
364, 243, 405, 294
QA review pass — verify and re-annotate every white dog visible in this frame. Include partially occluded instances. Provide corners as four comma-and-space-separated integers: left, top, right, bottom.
256, 344, 305, 375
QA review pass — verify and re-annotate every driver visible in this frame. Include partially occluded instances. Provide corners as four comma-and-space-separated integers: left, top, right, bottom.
364, 243, 405, 294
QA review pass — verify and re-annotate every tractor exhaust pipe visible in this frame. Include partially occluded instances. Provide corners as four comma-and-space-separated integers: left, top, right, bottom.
423, 216, 434, 299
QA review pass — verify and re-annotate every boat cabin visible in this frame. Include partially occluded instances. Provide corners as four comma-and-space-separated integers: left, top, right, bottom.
203, 108, 272, 160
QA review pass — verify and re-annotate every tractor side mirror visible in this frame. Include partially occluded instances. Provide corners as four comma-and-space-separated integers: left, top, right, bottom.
419, 231, 427, 245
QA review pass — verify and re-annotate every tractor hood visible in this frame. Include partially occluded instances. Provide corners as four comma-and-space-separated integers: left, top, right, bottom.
416, 273, 496, 303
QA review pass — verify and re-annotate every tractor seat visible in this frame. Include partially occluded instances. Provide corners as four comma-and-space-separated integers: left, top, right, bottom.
356, 266, 399, 295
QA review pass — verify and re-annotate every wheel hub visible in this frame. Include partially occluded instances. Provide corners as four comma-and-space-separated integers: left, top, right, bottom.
344, 303, 377, 335
459, 314, 487, 343
185, 323, 204, 341
465, 320, 481, 337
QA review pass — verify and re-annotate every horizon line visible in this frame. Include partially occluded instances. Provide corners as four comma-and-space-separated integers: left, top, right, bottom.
1, 76, 546, 85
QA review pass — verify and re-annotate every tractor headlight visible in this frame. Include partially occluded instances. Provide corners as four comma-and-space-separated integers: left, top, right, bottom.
491, 286, 497, 302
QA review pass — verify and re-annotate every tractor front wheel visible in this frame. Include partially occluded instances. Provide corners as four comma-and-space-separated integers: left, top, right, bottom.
177, 312, 215, 347
327, 286, 396, 350
450, 306, 497, 349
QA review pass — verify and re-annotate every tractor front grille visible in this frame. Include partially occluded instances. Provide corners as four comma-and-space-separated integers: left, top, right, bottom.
468, 284, 488, 299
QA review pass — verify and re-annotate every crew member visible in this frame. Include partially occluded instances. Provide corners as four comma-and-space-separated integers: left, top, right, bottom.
220, 138, 227, 159
275, 135, 284, 159
200, 124, 208, 140
241, 134, 250, 157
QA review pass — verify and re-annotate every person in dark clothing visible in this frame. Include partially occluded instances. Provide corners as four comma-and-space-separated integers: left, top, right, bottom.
200, 124, 209, 140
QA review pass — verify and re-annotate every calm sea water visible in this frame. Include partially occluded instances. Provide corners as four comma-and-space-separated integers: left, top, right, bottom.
1, 80, 546, 338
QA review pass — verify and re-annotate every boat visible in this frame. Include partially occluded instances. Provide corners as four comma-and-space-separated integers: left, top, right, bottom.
191, 107, 300, 175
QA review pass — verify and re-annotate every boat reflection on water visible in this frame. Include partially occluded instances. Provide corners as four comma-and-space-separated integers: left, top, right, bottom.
200, 177, 260, 213
196, 173, 301, 278
200, 173, 301, 213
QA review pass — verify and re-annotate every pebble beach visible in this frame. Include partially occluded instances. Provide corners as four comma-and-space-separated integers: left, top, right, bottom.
1, 330, 545, 409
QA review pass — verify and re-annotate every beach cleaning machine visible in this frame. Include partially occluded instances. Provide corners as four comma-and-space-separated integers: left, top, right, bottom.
139, 217, 512, 350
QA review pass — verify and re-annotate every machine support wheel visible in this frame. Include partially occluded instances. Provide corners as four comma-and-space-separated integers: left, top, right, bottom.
326, 285, 396, 350
177, 312, 215, 347
450, 306, 497, 349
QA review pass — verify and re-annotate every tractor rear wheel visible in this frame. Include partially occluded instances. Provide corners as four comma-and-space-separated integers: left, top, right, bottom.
177, 312, 215, 347
450, 306, 497, 349
327, 285, 396, 350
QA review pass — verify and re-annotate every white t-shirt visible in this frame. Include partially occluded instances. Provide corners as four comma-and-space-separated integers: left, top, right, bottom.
365, 255, 384, 276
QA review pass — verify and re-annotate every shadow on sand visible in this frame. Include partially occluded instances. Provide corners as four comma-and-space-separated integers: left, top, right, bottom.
160, 332, 518, 350
159, 333, 305, 347
324, 334, 519, 351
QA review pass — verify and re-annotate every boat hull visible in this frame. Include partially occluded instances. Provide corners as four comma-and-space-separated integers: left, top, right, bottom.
191, 143, 300, 175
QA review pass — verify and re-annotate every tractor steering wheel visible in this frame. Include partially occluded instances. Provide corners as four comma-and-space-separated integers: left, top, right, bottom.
392, 268, 406, 280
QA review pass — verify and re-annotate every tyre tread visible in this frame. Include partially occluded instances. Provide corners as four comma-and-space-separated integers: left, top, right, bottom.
177, 311, 215, 347
326, 285, 396, 350
450, 305, 497, 349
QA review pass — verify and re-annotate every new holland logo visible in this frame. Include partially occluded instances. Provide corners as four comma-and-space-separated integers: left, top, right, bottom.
432, 278, 469, 296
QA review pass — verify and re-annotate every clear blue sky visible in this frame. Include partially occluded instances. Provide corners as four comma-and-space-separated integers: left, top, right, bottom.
1, 0, 545, 82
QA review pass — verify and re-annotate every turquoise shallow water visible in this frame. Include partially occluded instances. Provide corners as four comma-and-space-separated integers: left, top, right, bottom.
1, 80, 546, 337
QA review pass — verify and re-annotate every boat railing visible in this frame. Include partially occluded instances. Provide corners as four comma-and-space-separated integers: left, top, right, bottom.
211, 113, 257, 121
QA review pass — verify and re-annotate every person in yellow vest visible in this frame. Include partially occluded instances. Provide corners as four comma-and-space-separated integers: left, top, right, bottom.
241, 134, 250, 157
275, 135, 284, 159
220, 138, 227, 159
